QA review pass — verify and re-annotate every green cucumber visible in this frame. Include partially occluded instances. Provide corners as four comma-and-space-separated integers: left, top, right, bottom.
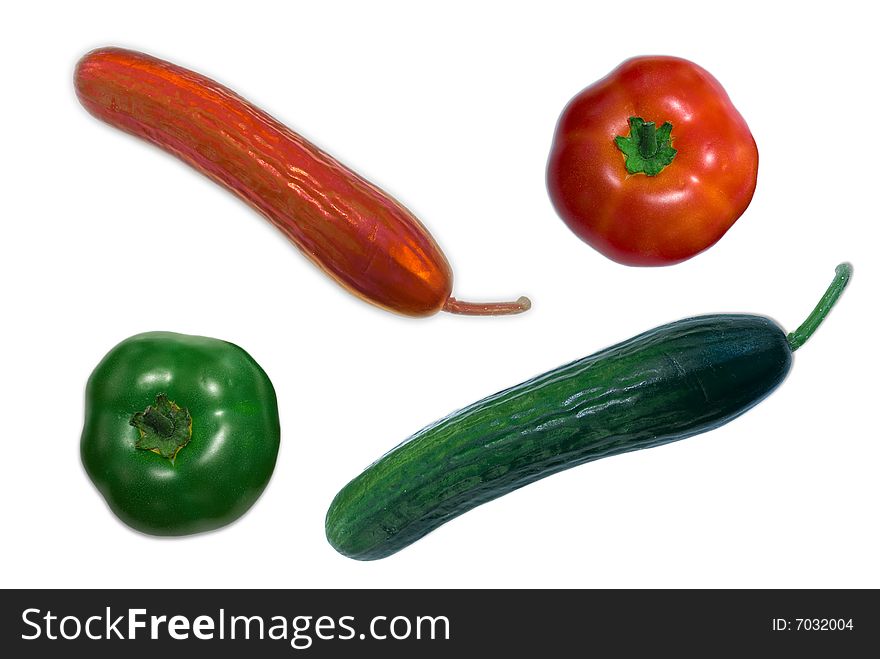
326, 264, 852, 560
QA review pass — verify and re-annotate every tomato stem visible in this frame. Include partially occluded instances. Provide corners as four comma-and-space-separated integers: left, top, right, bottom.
614, 116, 677, 176
443, 296, 532, 316
130, 394, 193, 461
786, 263, 852, 352
141, 407, 174, 437
637, 120, 658, 158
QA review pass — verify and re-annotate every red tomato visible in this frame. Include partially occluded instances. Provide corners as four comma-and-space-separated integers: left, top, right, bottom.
547, 56, 758, 266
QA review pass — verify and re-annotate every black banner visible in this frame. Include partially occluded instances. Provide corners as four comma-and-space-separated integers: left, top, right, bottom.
2, 589, 876, 656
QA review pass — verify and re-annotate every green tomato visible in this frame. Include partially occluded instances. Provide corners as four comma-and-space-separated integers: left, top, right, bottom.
81, 332, 281, 536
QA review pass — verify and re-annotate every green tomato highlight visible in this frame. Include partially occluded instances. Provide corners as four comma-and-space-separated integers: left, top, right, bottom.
81, 332, 281, 536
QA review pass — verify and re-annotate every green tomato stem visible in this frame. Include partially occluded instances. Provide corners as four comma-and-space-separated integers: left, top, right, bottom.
140, 406, 174, 437
787, 263, 853, 352
130, 393, 193, 461
637, 120, 658, 158
614, 116, 677, 177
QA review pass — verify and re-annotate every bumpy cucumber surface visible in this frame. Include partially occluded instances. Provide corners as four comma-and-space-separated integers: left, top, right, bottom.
74, 47, 529, 318
327, 314, 791, 560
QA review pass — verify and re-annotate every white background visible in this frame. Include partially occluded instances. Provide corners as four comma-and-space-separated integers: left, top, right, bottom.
2, 0, 877, 589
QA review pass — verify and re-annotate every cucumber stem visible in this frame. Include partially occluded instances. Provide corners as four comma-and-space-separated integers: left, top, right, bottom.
787, 263, 852, 351
443, 296, 532, 316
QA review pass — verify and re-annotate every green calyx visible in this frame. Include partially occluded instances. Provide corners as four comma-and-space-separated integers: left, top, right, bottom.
130, 393, 193, 461
614, 116, 677, 176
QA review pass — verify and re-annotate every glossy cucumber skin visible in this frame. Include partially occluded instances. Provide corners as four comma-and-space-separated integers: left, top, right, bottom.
326, 314, 792, 560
